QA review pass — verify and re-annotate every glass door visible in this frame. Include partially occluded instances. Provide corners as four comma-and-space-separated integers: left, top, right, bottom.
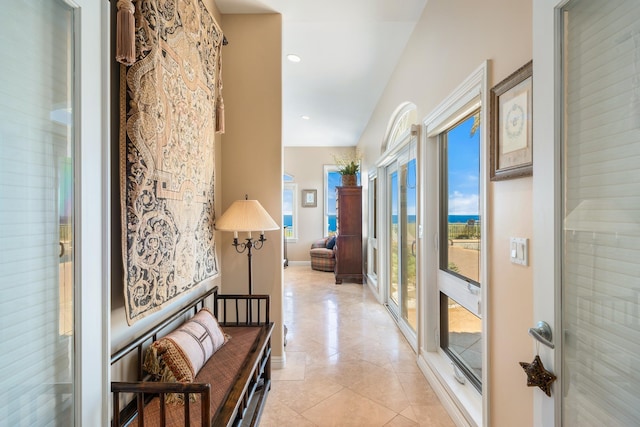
560, 1, 640, 424
386, 141, 418, 333
0, 0, 76, 424
535, 1, 640, 424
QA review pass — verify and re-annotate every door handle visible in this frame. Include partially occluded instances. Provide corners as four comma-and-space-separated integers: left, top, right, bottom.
528, 321, 555, 349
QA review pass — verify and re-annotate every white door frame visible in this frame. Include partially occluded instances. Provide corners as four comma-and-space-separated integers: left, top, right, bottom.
385, 159, 401, 317
70, 0, 110, 425
532, 0, 567, 425
366, 169, 378, 290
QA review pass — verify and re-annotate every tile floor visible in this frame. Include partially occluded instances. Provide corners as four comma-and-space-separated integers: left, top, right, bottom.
260, 265, 455, 427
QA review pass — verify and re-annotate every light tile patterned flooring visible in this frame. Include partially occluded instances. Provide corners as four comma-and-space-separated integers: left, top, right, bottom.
260, 265, 455, 427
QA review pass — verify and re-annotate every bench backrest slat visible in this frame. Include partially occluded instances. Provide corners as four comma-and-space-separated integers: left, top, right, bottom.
215, 295, 270, 326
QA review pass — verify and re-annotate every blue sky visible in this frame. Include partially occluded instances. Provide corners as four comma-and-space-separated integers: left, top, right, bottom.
283, 187, 293, 216
447, 115, 479, 216
327, 171, 341, 213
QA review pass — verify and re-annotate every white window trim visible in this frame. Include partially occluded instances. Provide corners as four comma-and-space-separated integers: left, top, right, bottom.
419, 61, 489, 427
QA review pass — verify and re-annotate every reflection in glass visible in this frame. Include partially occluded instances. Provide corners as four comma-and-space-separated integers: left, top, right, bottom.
401, 158, 417, 331
0, 0, 75, 424
390, 171, 399, 305
442, 113, 481, 284
561, 1, 640, 424
441, 294, 482, 390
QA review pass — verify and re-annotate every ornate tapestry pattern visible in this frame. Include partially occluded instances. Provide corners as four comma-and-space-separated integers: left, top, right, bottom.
120, 0, 221, 325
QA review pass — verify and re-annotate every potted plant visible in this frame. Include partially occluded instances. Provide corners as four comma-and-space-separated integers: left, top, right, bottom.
333, 150, 361, 186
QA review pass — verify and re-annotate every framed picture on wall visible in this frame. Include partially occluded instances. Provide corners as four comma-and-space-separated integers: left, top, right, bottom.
490, 60, 533, 181
301, 189, 317, 207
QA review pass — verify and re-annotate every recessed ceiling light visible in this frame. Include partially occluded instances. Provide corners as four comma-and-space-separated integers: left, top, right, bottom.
301, 115, 310, 120
287, 54, 301, 63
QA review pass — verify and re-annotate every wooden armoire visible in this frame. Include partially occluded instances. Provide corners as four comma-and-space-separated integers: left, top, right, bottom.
334, 186, 363, 284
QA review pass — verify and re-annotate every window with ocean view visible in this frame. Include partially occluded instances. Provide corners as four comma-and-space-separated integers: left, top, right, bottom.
440, 112, 481, 284
324, 166, 360, 236
438, 110, 482, 391
283, 174, 297, 240
326, 169, 340, 235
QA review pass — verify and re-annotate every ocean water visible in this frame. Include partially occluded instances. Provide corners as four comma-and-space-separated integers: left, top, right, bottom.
328, 215, 336, 232
283, 214, 478, 230
284, 215, 293, 227
448, 215, 480, 224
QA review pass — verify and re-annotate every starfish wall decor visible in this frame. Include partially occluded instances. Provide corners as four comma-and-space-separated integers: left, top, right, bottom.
520, 355, 557, 397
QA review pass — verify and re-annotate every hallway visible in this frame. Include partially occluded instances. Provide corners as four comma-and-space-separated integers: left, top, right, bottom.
260, 265, 455, 426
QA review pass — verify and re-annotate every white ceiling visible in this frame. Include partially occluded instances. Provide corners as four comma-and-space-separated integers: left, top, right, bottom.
216, 0, 427, 147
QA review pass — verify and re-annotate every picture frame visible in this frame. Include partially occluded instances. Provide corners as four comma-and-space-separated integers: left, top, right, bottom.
490, 60, 533, 181
301, 189, 317, 207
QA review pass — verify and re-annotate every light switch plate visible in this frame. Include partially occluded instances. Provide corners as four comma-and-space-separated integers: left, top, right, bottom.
510, 237, 528, 266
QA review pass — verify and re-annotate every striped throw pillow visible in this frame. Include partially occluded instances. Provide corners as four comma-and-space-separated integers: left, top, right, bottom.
144, 308, 228, 383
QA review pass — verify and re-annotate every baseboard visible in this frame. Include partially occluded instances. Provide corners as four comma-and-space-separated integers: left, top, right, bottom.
272, 354, 286, 369
287, 261, 311, 266
366, 279, 384, 304
417, 354, 476, 427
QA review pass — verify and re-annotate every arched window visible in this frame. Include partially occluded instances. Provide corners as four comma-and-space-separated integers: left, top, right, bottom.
381, 102, 418, 155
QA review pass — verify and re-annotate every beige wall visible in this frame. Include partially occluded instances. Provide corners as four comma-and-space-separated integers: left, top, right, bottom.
284, 146, 355, 261
220, 14, 284, 357
489, 177, 534, 427
357, 0, 534, 425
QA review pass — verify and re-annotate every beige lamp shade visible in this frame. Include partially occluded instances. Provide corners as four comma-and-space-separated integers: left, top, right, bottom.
216, 199, 279, 232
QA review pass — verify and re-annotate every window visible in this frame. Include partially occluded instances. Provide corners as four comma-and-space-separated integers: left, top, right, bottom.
324, 165, 360, 236
324, 166, 341, 236
283, 174, 297, 241
422, 62, 487, 425
440, 112, 481, 283
439, 111, 482, 391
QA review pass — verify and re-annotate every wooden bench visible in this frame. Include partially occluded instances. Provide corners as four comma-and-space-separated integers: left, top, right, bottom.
111, 286, 274, 427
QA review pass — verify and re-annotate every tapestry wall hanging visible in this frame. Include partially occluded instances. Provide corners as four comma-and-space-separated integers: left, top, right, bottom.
120, 0, 223, 325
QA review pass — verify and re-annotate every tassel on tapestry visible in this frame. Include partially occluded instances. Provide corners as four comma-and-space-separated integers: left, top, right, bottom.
116, 0, 136, 66
215, 40, 225, 134
216, 96, 225, 134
